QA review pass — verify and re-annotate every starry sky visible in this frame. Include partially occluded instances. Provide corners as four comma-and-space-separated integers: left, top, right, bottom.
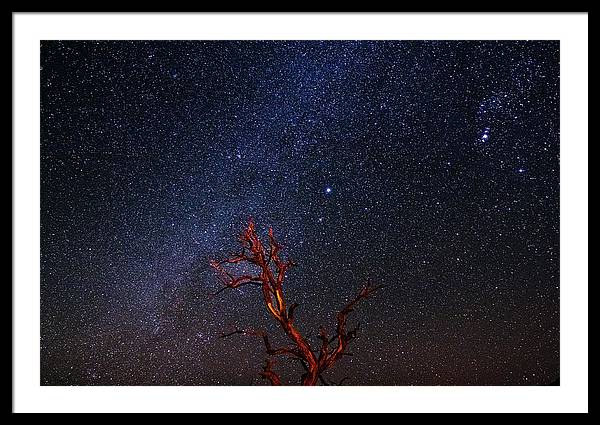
40, 40, 559, 386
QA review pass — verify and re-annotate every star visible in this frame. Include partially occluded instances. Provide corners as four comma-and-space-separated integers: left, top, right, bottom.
480, 127, 491, 142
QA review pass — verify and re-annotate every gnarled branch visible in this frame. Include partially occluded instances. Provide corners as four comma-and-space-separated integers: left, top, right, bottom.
321, 280, 385, 370
259, 359, 281, 386
210, 220, 384, 385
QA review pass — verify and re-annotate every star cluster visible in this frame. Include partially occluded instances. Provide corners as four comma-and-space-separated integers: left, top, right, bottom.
41, 40, 559, 385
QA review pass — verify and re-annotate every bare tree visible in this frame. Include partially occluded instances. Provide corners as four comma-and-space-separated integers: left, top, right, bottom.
210, 220, 384, 386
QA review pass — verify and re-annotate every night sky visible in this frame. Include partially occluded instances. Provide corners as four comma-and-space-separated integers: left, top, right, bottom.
40, 40, 559, 386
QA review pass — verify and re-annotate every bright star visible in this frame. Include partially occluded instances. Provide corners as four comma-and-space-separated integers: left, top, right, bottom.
480, 127, 491, 142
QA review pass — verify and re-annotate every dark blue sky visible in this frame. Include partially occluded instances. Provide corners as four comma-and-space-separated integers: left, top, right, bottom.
41, 40, 559, 385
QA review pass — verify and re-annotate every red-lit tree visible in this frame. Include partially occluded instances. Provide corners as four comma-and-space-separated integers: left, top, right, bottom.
210, 220, 384, 386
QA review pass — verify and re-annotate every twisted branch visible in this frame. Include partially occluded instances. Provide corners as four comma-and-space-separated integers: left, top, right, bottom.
259, 359, 281, 386
210, 220, 384, 385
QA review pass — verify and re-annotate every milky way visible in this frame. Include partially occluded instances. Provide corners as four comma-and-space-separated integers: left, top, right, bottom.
41, 40, 559, 385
